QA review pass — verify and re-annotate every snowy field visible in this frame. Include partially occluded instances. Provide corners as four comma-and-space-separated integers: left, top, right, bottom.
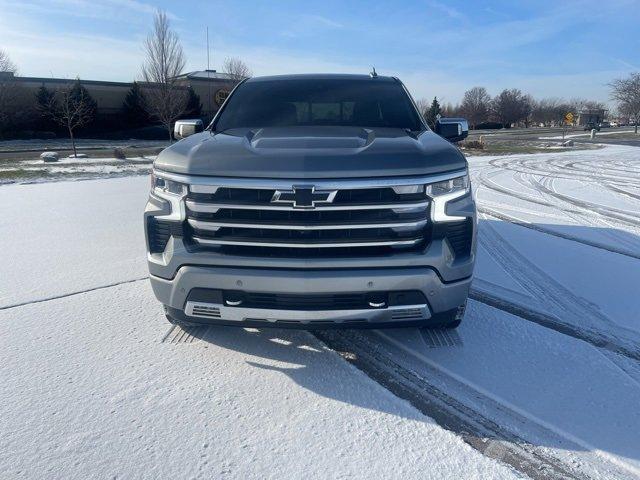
1, 144, 640, 479
540, 129, 638, 140
0, 138, 164, 152
0, 155, 154, 185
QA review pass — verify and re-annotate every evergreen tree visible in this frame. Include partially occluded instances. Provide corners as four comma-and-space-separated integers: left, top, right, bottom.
35, 84, 58, 131
183, 86, 202, 118
68, 79, 97, 121
122, 81, 149, 127
35, 84, 55, 114
425, 97, 441, 129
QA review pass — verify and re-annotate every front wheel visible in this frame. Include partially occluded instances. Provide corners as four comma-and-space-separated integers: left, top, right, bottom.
431, 301, 466, 329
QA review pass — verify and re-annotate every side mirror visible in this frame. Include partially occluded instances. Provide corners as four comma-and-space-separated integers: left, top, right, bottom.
173, 119, 204, 140
435, 118, 469, 143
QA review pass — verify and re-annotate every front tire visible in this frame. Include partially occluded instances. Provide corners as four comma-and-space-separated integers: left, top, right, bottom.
430, 301, 466, 329
444, 318, 462, 329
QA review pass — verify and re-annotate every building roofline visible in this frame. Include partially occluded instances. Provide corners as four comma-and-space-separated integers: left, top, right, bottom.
14, 76, 134, 87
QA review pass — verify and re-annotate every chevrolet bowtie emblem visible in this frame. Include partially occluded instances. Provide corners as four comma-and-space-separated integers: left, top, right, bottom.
271, 185, 337, 209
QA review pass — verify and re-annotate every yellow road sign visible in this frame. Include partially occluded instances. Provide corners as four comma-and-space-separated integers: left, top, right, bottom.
565, 112, 574, 123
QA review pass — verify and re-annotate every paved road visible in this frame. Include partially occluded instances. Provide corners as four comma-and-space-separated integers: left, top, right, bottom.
469, 126, 640, 147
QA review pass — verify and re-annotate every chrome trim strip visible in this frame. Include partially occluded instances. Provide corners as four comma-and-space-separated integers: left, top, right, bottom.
184, 301, 430, 323
186, 199, 429, 212
154, 169, 467, 191
191, 237, 422, 248
188, 218, 427, 231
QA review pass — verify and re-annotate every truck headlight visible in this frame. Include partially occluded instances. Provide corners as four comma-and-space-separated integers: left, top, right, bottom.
149, 173, 187, 221
426, 174, 470, 222
151, 174, 187, 196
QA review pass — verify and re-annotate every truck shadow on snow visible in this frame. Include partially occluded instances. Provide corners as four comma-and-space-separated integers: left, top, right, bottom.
181, 316, 640, 474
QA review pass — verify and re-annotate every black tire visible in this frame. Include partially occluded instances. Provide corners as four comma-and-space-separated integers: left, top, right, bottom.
430, 301, 466, 329
444, 318, 462, 329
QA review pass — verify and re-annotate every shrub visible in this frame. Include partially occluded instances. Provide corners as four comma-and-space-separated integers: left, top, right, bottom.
113, 147, 126, 159
462, 140, 484, 149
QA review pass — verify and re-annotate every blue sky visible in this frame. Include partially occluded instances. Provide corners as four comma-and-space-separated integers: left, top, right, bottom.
1, 0, 638, 105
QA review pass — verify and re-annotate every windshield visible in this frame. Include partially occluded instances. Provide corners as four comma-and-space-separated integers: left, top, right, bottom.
213, 78, 424, 131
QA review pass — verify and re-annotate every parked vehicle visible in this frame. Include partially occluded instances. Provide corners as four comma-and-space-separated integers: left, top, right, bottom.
583, 122, 601, 131
145, 74, 475, 329
600, 121, 611, 128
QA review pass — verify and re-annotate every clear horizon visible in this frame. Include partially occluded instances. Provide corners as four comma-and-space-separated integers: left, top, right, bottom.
1, 0, 638, 107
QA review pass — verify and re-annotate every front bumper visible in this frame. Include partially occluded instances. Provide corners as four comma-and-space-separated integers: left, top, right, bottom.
150, 265, 472, 328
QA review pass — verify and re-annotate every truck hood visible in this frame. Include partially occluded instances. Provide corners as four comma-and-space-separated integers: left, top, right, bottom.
154, 126, 467, 179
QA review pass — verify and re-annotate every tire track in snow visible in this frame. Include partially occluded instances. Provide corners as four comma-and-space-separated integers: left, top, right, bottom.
477, 205, 640, 260
535, 175, 640, 228
314, 329, 625, 480
468, 287, 640, 362
530, 175, 640, 253
477, 219, 640, 361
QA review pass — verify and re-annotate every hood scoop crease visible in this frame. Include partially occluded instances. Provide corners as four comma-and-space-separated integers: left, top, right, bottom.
247, 127, 375, 150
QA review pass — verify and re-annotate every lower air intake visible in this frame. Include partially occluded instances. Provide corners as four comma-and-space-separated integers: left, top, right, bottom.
390, 308, 426, 321
191, 305, 221, 318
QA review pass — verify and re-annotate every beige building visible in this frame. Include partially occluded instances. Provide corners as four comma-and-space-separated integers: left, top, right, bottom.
1, 69, 239, 120
577, 108, 606, 126
172, 70, 238, 118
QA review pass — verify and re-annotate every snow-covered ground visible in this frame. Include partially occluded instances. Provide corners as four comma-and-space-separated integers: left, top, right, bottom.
0, 156, 154, 185
0, 138, 165, 152
539, 129, 637, 139
1, 144, 640, 479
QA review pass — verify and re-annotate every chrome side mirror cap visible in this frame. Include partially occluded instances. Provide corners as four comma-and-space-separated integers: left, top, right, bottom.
435, 118, 469, 143
174, 119, 204, 140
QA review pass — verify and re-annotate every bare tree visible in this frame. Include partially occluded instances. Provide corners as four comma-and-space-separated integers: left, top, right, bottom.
610, 72, 640, 133
532, 98, 559, 126
38, 79, 97, 157
415, 98, 429, 119
521, 93, 535, 127
570, 98, 606, 114
491, 89, 532, 128
532, 98, 574, 127
141, 10, 188, 142
0, 48, 16, 72
459, 87, 491, 129
222, 57, 252, 83
441, 102, 459, 117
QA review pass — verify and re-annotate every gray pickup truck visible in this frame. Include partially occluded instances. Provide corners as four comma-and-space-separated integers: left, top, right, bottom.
145, 74, 476, 329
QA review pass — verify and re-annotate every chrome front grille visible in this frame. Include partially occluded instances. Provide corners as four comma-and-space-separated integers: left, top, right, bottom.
184, 180, 431, 255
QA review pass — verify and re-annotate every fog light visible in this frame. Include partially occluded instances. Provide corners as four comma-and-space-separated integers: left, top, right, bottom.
224, 291, 244, 306
367, 294, 387, 308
